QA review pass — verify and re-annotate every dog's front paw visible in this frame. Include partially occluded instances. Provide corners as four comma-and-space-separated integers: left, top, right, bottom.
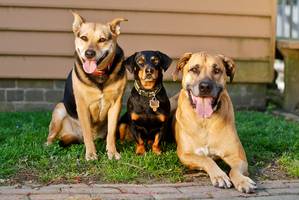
85, 152, 98, 161
45, 140, 52, 146
209, 170, 232, 189
136, 144, 146, 155
107, 151, 121, 160
231, 174, 257, 193
45, 135, 55, 146
152, 146, 162, 155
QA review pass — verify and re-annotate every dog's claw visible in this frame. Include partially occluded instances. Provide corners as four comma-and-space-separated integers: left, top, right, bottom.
210, 171, 232, 189
107, 151, 121, 160
45, 141, 52, 146
85, 152, 98, 161
232, 175, 257, 193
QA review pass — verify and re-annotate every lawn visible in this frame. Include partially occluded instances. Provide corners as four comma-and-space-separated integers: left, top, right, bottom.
0, 111, 298, 185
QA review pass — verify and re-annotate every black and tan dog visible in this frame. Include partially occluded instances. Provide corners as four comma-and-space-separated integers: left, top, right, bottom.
172, 52, 257, 193
119, 51, 172, 155
46, 12, 127, 161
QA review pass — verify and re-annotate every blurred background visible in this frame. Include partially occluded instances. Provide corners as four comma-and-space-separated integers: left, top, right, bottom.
0, 0, 298, 114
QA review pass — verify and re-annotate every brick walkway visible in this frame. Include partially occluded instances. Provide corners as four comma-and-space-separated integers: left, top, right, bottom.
0, 180, 298, 200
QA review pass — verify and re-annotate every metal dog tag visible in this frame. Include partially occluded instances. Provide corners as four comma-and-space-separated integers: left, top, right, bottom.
149, 96, 160, 112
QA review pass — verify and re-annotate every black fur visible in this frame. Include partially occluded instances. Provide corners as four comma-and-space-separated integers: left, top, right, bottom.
63, 71, 78, 119
62, 44, 125, 119
120, 51, 172, 149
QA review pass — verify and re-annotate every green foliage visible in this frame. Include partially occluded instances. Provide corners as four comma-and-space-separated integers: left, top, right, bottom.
236, 111, 299, 176
0, 111, 298, 184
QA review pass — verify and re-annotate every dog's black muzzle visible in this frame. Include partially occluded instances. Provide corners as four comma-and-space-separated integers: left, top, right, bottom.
187, 78, 223, 109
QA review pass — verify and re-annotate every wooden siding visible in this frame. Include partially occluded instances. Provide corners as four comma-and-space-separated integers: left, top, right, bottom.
0, 0, 276, 83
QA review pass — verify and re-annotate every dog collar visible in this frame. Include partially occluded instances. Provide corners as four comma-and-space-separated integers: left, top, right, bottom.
134, 81, 162, 98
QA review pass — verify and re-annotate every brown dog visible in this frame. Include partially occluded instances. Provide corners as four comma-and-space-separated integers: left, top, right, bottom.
46, 12, 127, 161
173, 52, 257, 193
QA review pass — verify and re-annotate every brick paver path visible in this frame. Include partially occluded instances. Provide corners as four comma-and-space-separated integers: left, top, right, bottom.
0, 180, 298, 200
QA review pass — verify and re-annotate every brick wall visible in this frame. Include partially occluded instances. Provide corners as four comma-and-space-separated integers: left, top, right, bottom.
0, 79, 63, 111
0, 79, 267, 112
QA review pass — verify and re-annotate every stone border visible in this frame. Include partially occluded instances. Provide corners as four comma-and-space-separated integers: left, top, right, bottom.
0, 180, 298, 200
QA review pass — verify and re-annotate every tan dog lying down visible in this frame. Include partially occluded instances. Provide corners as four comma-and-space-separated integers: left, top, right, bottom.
172, 52, 257, 193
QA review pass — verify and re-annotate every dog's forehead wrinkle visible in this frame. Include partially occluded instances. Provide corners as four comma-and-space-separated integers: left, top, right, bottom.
80, 23, 108, 36
189, 55, 205, 68
94, 25, 110, 36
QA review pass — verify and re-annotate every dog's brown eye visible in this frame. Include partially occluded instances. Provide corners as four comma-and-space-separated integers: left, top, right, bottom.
80, 36, 88, 41
137, 58, 145, 66
213, 64, 221, 74
98, 37, 107, 43
214, 68, 221, 74
189, 67, 200, 74
137, 60, 144, 66
151, 57, 159, 65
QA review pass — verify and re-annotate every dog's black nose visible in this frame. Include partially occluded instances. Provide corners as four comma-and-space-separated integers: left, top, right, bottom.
199, 81, 211, 94
85, 49, 96, 59
145, 67, 154, 74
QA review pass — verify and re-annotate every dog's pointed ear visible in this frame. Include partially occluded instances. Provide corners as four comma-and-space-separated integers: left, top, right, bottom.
109, 18, 128, 36
71, 11, 85, 34
217, 54, 236, 82
123, 53, 137, 73
173, 52, 192, 81
156, 51, 172, 72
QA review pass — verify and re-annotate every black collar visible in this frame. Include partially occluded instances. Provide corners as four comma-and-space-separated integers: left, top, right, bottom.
134, 81, 162, 98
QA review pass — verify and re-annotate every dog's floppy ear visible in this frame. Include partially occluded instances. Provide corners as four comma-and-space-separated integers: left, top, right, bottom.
123, 53, 137, 73
172, 52, 192, 81
109, 18, 128, 36
177, 52, 192, 71
156, 51, 172, 72
217, 54, 236, 82
71, 11, 85, 34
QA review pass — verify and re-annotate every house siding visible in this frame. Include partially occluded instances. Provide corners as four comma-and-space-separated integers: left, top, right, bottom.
0, 0, 276, 110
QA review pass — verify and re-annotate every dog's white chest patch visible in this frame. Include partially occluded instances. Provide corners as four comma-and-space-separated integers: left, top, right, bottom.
195, 146, 210, 156
195, 146, 223, 157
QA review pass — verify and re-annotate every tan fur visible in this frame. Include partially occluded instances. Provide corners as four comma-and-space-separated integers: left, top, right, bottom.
136, 137, 146, 155
173, 52, 256, 193
136, 55, 159, 90
138, 69, 158, 90
152, 133, 162, 155
157, 114, 167, 122
46, 12, 127, 161
131, 112, 140, 121
140, 80, 156, 90
119, 123, 127, 142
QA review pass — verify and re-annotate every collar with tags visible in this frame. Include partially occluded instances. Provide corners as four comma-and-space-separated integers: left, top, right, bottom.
134, 81, 162, 112
134, 81, 162, 98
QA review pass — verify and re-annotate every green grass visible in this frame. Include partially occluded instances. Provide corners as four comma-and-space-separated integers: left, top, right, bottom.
0, 111, 298, 185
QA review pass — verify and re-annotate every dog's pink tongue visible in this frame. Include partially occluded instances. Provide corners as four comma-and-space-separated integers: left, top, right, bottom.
83, 60, 97, 74
193, 96, 214, 118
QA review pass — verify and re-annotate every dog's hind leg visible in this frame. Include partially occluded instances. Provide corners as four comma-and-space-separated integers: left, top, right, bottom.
46, 102, 67, 145
152, 133, 162, 155
119, 123, 128, 143
118, 112, 133, 143
59, 133, 81, 147
58, 115, 83, 147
